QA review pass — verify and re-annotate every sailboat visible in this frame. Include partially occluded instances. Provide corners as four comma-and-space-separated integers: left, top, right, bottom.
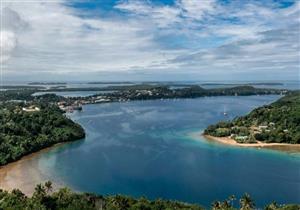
223, 106, 228, 116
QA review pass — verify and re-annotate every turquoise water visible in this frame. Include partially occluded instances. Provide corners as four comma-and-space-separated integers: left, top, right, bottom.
36, 95, 300, 207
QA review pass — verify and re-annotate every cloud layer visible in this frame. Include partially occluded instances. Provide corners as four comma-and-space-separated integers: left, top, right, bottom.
1, 0, 299, 81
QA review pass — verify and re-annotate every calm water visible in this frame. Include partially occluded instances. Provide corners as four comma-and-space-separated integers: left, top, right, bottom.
35, 95, 300, 207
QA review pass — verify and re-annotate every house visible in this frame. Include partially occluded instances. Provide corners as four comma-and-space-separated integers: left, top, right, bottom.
95, 98, 111, 103
258, 125, 268, 130
235, 136, 248, 141
22, 106, 40, 112
57, 101, 67, 106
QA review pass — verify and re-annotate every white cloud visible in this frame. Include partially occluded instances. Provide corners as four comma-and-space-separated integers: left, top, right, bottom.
115, 0, 217, 29
1, 6, 28, 63
177, 0, 216, 20
2, 1, 185, 75
1, 30, 17, 63
1, 0, 299, 80
115, 0, 181, 28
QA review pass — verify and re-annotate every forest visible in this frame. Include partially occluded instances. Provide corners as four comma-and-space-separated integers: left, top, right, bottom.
0, 102, 85, 165
0, 182, 299, 210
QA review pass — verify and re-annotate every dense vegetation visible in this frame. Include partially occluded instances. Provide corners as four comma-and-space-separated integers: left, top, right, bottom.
0, 182, 298, 210
1, 85, 285, 102
45, 84, 285, 96
204, 91, 300, 144
0, 89, 36, 101
79, 85, 286, 103
0, 102, 85, 165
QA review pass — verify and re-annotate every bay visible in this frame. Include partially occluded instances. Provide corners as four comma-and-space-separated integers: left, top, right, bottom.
32, 95, 300, 207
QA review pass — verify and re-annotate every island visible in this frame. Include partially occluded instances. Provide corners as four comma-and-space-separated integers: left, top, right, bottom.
0, 85, 46, 90
200, 82, 284, 86
40, 85, 287, 111
87, 81, 135, 84
203, 91, 300, 150
28, 82, 67, 85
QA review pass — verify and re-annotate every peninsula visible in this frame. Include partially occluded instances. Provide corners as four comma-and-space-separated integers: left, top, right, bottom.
0, 100, 85, 166
204, 91, 300, 150
41, 85, 287, 111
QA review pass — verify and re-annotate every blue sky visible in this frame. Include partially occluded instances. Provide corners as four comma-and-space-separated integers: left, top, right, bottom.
1, 0, 299, 81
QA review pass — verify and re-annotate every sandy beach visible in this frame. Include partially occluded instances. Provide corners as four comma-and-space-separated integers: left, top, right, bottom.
203, 134, 300, 152
0, 144, 64, 195
1, 131, 299, 196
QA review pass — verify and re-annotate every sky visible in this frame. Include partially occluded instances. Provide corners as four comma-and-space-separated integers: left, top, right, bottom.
0, 0, 299, 82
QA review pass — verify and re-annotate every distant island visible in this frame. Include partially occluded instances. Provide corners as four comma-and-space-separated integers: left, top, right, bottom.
204, 91, 300, 149
0, 182, 299, 210
1, 85, 288, 114
87, 81, 135, 84
0, 85, 46, 90
200, 82, 284, 86
28, 82, 67, 85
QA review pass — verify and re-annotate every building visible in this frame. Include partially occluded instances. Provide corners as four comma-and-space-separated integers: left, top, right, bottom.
22, 106, 40, 112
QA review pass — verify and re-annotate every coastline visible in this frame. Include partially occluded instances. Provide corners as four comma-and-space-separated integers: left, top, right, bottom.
1, 130, 299, 196
0, 143, 67, 195
203, 134, 300, 153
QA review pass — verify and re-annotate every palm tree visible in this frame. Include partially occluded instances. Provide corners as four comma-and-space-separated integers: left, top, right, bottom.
33, 183, 46, 199
212, 201, 221, 210
112, 195, 130, 209
229, 195, 236, 207
222, 200, 232, 209
240, 193, 255, 210
45, 181, 53, 194
265, 202, 278, 210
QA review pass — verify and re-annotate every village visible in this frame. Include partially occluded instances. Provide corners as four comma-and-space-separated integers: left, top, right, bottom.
55, 89, 164, 112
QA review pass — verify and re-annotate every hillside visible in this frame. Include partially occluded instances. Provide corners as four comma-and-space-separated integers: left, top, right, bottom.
204, 91, 300, 144
0, 102, 85, 165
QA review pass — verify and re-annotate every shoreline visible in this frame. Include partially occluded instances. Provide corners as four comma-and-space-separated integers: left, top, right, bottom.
0, 143, 68, 195
203, 134, 300, 153
1, 130, 299, 196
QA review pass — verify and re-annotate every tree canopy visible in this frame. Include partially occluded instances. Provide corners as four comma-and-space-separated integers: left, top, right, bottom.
0, 102, 85, 165
0, 182, 299, 210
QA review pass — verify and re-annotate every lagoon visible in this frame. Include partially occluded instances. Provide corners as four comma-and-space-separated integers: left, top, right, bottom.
11, 95, 300, 207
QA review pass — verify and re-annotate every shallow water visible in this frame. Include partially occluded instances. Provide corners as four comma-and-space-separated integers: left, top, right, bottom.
31, 95, 300, 207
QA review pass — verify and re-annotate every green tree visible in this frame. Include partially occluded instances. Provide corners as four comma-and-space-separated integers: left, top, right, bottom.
240, 193, 255, 210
